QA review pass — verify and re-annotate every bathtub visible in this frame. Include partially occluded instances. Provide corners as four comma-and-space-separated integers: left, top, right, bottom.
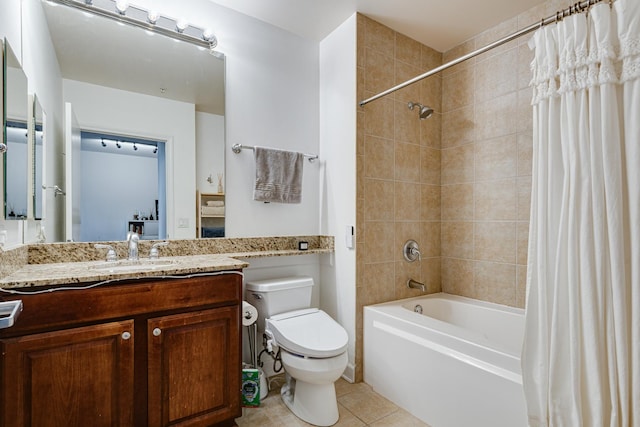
364, 293, 527, 427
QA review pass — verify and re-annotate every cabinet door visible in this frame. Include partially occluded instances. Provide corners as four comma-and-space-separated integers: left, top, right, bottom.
148, 306, 240, 427
0, 320, 134, 427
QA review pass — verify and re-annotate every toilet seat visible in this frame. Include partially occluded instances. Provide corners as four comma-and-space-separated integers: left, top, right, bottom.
266, 308, 348, 358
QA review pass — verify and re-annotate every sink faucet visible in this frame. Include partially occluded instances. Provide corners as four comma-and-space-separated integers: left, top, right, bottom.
127, 231, 140, 261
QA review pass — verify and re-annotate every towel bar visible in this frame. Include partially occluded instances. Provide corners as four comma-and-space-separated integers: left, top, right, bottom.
232, 144, 318, 163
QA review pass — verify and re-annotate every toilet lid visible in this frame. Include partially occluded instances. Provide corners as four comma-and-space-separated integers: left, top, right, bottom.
266, 308, 348, 358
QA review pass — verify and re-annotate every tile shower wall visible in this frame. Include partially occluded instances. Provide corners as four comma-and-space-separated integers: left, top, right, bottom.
439, 17, 534, 309
355, 14, 443, 382
355, 0, 566, 382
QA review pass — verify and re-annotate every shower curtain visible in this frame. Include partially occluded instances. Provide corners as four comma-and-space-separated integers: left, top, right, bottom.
522, 1, 639, 426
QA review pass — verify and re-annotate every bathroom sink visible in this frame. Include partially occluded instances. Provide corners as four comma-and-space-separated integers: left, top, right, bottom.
89, 259, 177, 273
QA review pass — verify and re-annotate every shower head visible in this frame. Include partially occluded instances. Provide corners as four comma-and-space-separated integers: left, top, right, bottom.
407, 101, 434, 120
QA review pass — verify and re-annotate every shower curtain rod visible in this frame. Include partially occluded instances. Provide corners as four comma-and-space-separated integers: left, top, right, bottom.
359, 0, 607, 107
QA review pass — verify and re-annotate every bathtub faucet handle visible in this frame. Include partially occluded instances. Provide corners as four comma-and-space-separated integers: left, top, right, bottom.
407, 279, 426, 292
403, 240, 421, 262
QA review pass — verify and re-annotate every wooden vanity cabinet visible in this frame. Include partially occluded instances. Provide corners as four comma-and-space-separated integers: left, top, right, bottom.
0, 272, 242, 427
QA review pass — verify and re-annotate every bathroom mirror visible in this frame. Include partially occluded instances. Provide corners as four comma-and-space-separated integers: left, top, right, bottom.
39, 0, 225, 241
3, 39, 29, 220
30, 95, 44, 220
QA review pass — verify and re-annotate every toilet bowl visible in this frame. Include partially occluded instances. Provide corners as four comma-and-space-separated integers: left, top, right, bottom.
266, 309, 348, 426
245, 277, 349, 427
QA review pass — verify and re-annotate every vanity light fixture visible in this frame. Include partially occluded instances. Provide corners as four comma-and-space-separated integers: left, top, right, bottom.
116, 141, 122, 149
147, 9, 159, 25
101, 138, 107, 147
153, 147, 158, 154
115, 0, 128, 14
176, 18, 188, 33
133, 143, 138, 151
47, 0, 219, 51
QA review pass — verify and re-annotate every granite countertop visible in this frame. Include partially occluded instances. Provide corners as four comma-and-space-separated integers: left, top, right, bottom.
0, 236, 334, 290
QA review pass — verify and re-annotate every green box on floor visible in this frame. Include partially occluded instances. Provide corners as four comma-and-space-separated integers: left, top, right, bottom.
241, 368, 260, 407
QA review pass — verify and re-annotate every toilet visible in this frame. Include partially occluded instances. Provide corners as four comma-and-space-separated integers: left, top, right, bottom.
245, 276, 348, 427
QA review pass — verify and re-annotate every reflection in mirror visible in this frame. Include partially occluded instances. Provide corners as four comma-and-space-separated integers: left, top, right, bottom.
31, 96, 44, 220
40, 0, 225, 241
3, 40, 28, 220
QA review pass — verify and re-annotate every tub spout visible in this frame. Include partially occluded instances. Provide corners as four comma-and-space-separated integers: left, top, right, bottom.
407, 279, 426, 292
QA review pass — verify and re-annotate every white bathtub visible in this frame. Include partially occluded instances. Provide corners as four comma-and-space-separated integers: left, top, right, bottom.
364, 293, 527, 427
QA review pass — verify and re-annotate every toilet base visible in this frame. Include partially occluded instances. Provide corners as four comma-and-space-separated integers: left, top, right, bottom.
281, 376, 339, 426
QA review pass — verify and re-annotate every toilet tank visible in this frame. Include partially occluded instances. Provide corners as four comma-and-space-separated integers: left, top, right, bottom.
245, 276, 314, 330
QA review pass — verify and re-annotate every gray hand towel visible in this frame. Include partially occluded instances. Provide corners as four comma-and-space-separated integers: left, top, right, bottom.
253, 146, 304, 204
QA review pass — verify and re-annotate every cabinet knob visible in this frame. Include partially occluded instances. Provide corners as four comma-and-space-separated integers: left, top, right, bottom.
121, 331, 131, 340
153, 328, 162, 336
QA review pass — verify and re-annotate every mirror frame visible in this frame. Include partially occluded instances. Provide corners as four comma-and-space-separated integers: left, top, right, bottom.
3, 38, 29, 221
28, 94, 44, 220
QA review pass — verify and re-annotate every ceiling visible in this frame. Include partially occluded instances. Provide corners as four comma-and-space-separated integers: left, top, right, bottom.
207, 0, 549, 52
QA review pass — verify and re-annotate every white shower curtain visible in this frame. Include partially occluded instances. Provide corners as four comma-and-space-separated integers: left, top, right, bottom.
522, 1, 640, 426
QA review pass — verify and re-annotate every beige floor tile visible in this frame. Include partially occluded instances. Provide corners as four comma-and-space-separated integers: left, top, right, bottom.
337, 383, 399, 424
369, 409, 432, 427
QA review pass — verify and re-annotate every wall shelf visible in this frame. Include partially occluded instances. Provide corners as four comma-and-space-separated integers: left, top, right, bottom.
196, 191, 225, 238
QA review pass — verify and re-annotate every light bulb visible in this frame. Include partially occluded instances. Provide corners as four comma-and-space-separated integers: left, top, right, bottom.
115, 0, 129, 14
147, 10, 159, 24
176, 19, 188, 33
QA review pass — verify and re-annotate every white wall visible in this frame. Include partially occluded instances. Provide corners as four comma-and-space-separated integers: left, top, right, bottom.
80, 150, 158, 242
63, 79, 195, 239
319, 15, 358, 381
130, 0, 321, 237
196, 112, 225, 193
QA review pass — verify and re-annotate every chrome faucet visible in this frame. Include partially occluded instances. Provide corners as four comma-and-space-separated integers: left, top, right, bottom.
407, 279, 426, 292
127, 231, 140, 261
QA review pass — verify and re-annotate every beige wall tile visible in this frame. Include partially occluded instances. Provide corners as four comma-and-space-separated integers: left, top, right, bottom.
363, 222, 395, 263
474, 221, 516, 263
357, 15, 366, 69
364, 93, 395, 139
357, 66, 365, 106
395, 260, 423, 299
517, 87, 534, 133
395, 221, 423, 262
421, 256, 442, 293
363, 16, 395, 55
475, 135, 517, 181
394, 182, 422, 221
442, 39, 475, 76
420, 112, 442, 148
474, 16, 519, 62
475, 92, 518, 140
395, 32, 422, 68
516, 221, 529, 265
420, 146, 441, 185
421, 44, 442, 71
518, 43, 534, 90
441, 143, 475, 184
357, 154, 365, 199
365, 135, 394, 180
441, 106, 475, 148
517, 176, 532, 221
475, 179, 517, 220
356, 199, 365, 244
364, 179, 395, 221
516, 265, 527, 308
420, 76, 442, 119
475, 261, 517, 306
357, 110, 365, 156
421, 221, 441, 258
421, 184, 441, 221
441, 221, 474, 259
396, 98, 420, 144
517, 132, 533, 176
475, 47, 518, 103
365, 48, 395, 94
362, 262, 396, 306
442, 67, 475, 113
395, 142, 421, 182
442, 183, 474, 220
441, 257, 475, 297
395, 61, 421, 105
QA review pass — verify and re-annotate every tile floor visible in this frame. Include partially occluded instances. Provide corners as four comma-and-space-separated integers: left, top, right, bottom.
236, 375, 431, 427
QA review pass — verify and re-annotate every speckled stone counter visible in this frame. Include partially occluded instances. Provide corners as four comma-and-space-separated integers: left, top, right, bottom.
0, 235, 334, 289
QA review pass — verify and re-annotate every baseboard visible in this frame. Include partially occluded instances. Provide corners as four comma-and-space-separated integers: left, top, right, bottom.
341, 362, 355, 383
